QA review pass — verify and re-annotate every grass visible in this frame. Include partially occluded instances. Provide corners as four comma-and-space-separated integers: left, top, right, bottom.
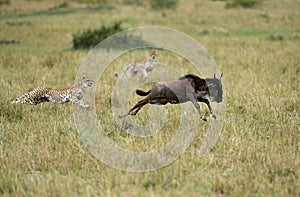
0, 0, 299, 196
226, 0, 262, 8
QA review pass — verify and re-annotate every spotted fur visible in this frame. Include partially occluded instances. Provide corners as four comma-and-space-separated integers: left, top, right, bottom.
11, 76, 93, 108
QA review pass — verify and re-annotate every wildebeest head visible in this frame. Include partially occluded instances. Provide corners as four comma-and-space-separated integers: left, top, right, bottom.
180, 73, 223, 103
205, 73, 223, 103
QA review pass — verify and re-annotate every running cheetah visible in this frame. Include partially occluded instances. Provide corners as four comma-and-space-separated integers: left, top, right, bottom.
11, 76, 93, 108
114, 51, 157, 79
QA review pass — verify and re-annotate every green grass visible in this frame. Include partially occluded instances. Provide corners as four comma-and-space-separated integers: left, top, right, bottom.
0, 0, 299, 196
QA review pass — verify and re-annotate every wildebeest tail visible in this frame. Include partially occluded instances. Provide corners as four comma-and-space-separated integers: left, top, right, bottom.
114, 72, 122, 77
136, 89, 151, 96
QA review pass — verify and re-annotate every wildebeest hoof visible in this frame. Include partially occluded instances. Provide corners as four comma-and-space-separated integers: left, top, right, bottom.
118, 114, 127, 118
201, 116, 207, 121
211, 114, 217, 119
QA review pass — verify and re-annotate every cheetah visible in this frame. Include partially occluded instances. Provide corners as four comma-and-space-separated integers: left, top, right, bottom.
11, 76, 93, 108
114, 51, 157, 79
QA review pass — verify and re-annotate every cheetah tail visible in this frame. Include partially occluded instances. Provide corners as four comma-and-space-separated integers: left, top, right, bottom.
114, 72, 123, 78
11, 98, 20, 104
11, 95, 23, 104
11, 92, 29, 104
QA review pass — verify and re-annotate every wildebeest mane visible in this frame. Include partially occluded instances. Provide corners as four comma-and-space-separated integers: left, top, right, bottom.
179, 74, 209, 92
179, 74, 203, 82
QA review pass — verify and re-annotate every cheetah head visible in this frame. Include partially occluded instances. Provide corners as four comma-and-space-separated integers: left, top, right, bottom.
80, 76, 94, 88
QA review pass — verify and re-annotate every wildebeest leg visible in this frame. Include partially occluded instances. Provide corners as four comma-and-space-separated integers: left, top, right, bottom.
189, 97, 207, 121
118, 99, 149, 118
198, 97, 216, 119
129, 99, 148, 115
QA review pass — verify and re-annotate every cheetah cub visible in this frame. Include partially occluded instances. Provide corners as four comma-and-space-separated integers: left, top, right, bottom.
11, 76, 93, 108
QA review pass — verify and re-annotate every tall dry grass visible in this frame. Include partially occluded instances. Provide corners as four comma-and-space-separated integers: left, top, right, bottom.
0, 0, 299, 196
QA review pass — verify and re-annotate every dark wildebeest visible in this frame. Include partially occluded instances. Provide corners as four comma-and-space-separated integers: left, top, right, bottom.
119, 73, 223, 121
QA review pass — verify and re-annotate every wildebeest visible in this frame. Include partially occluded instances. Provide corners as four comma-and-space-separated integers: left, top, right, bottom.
119, 73, 223, 121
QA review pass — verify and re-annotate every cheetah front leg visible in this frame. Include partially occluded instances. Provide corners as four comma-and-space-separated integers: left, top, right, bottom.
78, 99, 90, 108
71, 97, 90, 108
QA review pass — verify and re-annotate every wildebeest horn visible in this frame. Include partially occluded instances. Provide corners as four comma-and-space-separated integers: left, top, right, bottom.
220, 73, 223, 80
214, 73, 216, 79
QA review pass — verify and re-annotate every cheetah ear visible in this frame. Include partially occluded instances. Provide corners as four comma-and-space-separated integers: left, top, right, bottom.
82, 75, 86, 80
149, 50, 157, 56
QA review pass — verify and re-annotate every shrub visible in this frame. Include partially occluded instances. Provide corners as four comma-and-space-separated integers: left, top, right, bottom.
150, 0, 179, 10
72, 21, 124, 49
48, 2, 68, 11
226, 0, 261, 8
73, 0, 107, 4
122, 0, 143, 6
267, 34, 284, 41
0, 0, 10, 5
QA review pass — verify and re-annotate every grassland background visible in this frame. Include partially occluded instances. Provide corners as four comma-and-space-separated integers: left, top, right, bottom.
0, 0, 299, 196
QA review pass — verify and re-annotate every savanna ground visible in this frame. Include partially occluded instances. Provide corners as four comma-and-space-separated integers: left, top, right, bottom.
0, 0, 299, 196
